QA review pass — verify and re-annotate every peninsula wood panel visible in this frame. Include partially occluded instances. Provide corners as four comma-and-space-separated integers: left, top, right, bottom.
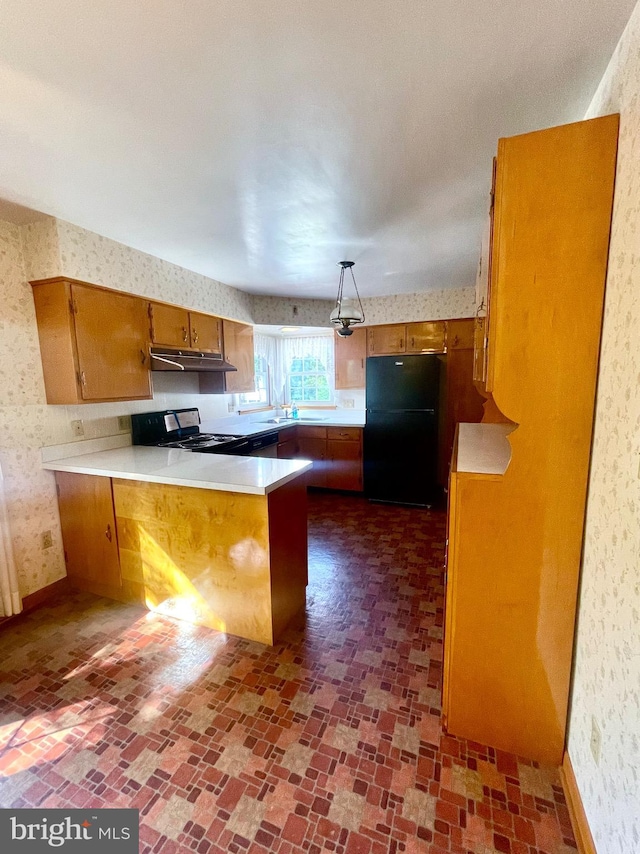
55, 472, 123, 601
443, 114, 619, 764
113, 478, 305, 645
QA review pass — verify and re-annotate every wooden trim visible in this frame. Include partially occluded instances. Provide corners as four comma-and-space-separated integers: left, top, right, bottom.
20, 577, 70, 613
560, 752, 597, 854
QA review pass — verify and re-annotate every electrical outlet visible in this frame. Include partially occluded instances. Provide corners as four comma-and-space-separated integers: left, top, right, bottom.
228, 402, 235, 413
590, 715, 602, 764
71, 419, 84, 438
41, 530, 53, 550
117, 415, 130, 432
343, 398, 355, 409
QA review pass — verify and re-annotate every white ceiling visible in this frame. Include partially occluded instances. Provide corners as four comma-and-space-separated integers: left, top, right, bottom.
0, 1, 634, 299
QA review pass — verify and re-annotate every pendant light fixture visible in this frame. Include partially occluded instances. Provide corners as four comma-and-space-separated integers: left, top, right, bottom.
330, 261, 365, 337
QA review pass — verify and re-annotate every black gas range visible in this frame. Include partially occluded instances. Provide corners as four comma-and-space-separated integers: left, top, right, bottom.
130, 408, 279, 457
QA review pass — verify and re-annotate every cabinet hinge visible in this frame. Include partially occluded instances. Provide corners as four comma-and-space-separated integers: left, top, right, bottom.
68, 299, 77, 315
56, 482, 60, 497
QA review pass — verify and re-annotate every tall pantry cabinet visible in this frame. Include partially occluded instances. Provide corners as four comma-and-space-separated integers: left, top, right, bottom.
443, 115, 619, 764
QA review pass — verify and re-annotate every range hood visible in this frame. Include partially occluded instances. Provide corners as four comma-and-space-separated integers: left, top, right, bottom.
150, 347, 238, 373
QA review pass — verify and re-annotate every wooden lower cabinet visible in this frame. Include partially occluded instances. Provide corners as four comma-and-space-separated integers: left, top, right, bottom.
55, 472, 123, 600
297, 430, 328, 488
289, 425, 363, 491
54, 472, 307, 645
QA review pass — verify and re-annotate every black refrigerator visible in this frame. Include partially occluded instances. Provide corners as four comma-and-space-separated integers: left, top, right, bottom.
364, 354, 441, 506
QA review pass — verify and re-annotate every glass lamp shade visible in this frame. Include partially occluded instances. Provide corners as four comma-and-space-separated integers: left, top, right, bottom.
330, 298, 364, 326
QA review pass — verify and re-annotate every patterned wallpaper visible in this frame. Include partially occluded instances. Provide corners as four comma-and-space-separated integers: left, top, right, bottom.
250, 287, 476, 327
55, 220, 254, 322
250, 295, 334, 327
0, 220, 66, 597
361, 287, 475, 325
568, 4, 640, 853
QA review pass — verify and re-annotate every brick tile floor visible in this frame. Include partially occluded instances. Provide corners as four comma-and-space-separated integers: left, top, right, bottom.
0, 493, 576, 854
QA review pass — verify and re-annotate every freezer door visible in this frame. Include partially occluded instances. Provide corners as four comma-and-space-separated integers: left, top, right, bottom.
366, 354, 440, 411
363, 410, 439, 506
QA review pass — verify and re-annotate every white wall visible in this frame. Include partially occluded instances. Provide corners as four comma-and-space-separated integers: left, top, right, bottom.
568, 4, 640, 852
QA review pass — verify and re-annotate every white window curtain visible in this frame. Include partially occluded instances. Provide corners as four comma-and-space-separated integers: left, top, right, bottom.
0, 461, 21, 617
254, 333, 286, 405
281, 334, 335, 402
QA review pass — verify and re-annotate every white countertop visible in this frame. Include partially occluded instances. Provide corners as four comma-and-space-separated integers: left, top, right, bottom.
201, 411, 365, 437
456, 422, 516, 475
42, 445, 312, 495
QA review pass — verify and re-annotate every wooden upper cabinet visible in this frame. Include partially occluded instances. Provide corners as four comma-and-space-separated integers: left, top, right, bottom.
223, 320, 255, 393
31, 278, 152, 404
335, 327, 366, 389
406, 321, 447, 353
447, 319, 475, 350
190, 312, 222, 352
150, 303, 222, 352
367, 324, 406, 355
150, 302, 190, 347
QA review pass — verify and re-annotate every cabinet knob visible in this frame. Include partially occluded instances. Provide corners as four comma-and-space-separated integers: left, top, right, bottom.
182, 326, 189, 343
105, 524, 113, 542
192, 328, 199, 344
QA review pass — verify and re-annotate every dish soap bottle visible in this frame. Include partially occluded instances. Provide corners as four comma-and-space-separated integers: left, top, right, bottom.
291, 402, 299, 419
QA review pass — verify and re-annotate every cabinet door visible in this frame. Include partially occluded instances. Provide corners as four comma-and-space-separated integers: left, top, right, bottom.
297, 437, 327, 487
277, 439, 298, 459
190, 312, 222, 352
72, 285, 152, 401
56, 472, 122, 599
447, 319, 475, 350
335, 327, 366, 389
150, 302, 190, 348
367, 324, 406, 356
327, 440, 363, 491
223, 320, 255, 393
406, 321, 446, 353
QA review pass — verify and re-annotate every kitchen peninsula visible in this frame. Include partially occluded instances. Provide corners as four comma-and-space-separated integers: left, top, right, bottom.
42, 444, 312, 646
